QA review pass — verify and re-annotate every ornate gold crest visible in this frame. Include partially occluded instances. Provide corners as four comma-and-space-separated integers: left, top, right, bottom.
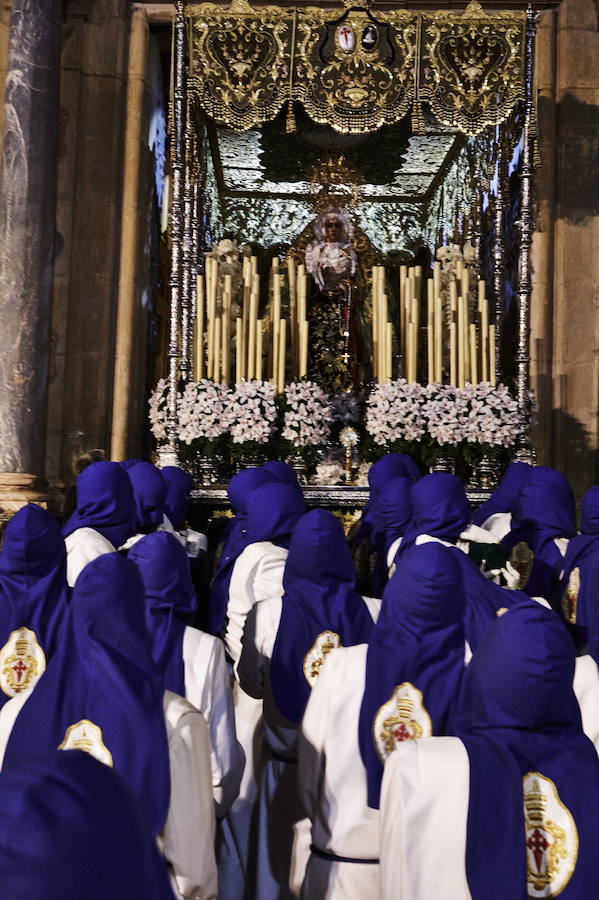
510, 541, 535, 590
523, 772, 578, 898
0, 627, 46, 697
373, 682, 432, 762
561, 566, 580, 625
303, 630, 341, 687
59, 719, 114, 767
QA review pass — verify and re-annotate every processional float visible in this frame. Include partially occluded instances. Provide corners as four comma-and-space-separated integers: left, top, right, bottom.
159, 0, 538, 485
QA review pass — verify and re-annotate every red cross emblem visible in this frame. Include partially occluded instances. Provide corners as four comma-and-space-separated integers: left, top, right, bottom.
527, 827, 550, 873
338, 25, 354, 52
12, 659, 28, 683
392, 722, 413, 743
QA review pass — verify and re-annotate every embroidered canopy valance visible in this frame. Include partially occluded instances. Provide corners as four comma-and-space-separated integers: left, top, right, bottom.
186, 0, 527, 136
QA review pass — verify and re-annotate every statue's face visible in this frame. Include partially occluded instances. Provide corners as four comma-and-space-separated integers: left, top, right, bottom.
325, 218, 342, 241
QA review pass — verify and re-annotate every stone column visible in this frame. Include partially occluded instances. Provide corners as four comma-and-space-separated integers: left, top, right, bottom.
111, 5, 150, 462
551, 0, 599, 497
0, 0, 63, 518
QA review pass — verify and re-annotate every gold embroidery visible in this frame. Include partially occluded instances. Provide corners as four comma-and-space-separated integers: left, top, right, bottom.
561, 567, 580, 625
373, 682, 432, 762
303, 630, 341, 687
510, 541, 535, 590
59, 719, 114, 768
0, 627, 46, 697
523, 772, 578, 898
496, 607, 508, 617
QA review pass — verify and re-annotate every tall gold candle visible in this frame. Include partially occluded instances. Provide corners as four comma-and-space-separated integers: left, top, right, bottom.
256, 321, 263, 381
235, 317, 242, 383
207, 259, 217, 380
414, 265, 422, 303
213, 314, 221, 383
449, 322, 457, 386
272, 271, 281, 380
386, 321, 393, 381
297, 265, 306, 324
399, 264, 407, 364
469, 323, 478, 386
427, 324, 434, 384
277, 319, 286, 393
479, 280, 489, 382
462, 284, 470, 383
456, 259, 464, 282
287, 258, 297, 371
194, 273, 204, 380
372, 268, 380, 382
380, 291, 388, 385
409, 322, 417, 384
457, 294, 465, 389
300, 321, 308, 379
248, 290, 258, 379
433, 265, 443, 383
222, 315, 230, 385
489, 325, 496, 386
427, 279, 434, 384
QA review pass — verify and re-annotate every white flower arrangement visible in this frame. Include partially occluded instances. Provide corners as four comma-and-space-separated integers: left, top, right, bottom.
176, 380, 228, 446
366, 379, 523, 452
459, 382, 521, 448
311, 459, 345, 486
365, 378, 426, 446
148, 378, 169, 443
281, 381, 332, 448
421, 383, 465, 446
224, 379, 278, 445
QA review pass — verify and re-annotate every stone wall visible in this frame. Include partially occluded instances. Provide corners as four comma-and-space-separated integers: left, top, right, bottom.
531, 0, 599, 498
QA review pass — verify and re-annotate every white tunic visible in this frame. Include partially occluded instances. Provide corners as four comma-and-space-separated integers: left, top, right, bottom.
0, 688, 218, 899
225, 540, 288, 670
182, 627, 244, 818
574, 654, 599, 755
219, 540, 287, 898
299, 644, 381, 900
160, 690, 218, 900
380, 737, 472, 900
64, 527, 115, 587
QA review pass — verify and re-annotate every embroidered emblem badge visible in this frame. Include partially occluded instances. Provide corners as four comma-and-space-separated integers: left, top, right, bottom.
0, 627, 46, 697
303, 630, 341, 687
373, 682, 432, 762
336, 23, 356, 54
59, 719, 114, 767
561, 566, 580, 625
510, 541, 535, 590
523, 772, 578, 898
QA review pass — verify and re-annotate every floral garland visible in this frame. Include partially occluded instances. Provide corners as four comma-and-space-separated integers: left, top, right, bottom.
177, 380, 228, 446
281, 380, 332, 448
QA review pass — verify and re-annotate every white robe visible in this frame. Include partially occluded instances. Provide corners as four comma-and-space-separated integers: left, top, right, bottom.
299, 644, 381, 900
160, 689, 218, 900
380, 737, 472, 900
219, 540, 288, 899
182, 626, 244, 818
0, 688, 218, 899
574, 654, 599, 755
64, 527, 116, 587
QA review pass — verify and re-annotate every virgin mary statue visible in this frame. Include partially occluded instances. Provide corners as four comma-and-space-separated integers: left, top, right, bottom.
305, 207, 369, 392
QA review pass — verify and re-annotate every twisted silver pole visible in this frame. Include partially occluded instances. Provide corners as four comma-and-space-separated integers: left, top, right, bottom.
493, 129, 504, 384
516, 5, 537, 437
165, 0, 186, 463
181, 93, 194, 381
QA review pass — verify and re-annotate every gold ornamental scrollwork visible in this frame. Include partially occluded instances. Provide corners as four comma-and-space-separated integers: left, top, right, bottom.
187, 3, 293, 132
418, 1, 526, 136
293, 6, 417, 135
184, 1, 527, 138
